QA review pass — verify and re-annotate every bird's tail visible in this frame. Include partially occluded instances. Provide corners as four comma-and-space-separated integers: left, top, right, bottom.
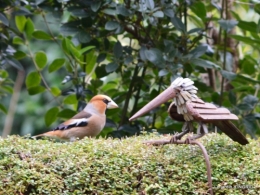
212, 120, 249, 145
31, 133, 45, 139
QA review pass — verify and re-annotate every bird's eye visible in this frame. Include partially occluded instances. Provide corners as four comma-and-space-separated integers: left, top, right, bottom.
103, 98, 110, 104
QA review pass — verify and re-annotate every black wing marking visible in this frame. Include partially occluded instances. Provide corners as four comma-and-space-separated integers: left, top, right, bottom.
53, 119, 88, 131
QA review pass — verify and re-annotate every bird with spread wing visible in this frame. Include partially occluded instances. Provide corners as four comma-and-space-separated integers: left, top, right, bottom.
129, 77, 248, 145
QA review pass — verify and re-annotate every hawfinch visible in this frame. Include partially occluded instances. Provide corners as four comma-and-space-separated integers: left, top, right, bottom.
33, 94, 118, 141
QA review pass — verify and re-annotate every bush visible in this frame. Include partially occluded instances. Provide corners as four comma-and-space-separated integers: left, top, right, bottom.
0, 133, 259, 194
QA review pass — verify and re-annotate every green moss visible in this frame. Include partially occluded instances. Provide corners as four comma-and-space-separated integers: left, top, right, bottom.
0, 133, 259, 194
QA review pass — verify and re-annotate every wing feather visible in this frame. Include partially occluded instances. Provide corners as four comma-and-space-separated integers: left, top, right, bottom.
53, 118, 88, 131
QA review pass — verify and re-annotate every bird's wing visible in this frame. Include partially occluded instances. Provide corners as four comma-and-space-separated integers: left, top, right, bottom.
211, 120, 249, 145
186, 99, 248, 145
53, 112, 92, 131
186, 99, 238, 121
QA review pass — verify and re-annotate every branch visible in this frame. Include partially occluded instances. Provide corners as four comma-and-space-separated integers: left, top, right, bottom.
2, 71, 25, 137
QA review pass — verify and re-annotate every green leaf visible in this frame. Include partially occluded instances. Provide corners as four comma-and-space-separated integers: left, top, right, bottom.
96, 64, 109, 78
106, 62, 119, 73
48, 58, 65, 73
32, 30, 52, 40
26, 71, 41, 88
0, 13, 9, 26
85, 50, 97, 74
25, 18, 34, 38
228, 90, 237, 105
229, 35, 260, 45
103, 9, 116, 16
58, 108, 77, 119
35, 51, 47, 70
14, 51, 27, 59
0, 70, 8, 78
69, 44, 81, 59
61, 38, 72, 54
13, 7, 31, 15
237, 20, 257, 33
27, 86, 45, 95
91, 1, 101, 12
241, 56, 256, 75
15, 15, 27, 33
5, 57, 24, 70
146, 0, 155, 10
189, 45, 207, 58
158, 69, 169, 77
80, 46, 95, 55
190, 2, 206, 22
60, 21, 80, 36
13, 36, 24, 45
144, 48, 163, 65
221, 70, 236, 81
77, 31, 91, 43
192, 58, 221, 69
105, 21, 119, 30
63, 94, 77, 105
235, 74, 260, 84
218, 19, 238, 32
2, 85, 13, 94
164, 9, 174, 18
116, 5, 131, 16
243, 114, 257, 137
97, 53, 106, 63
254, 3, 260, 15
238, 95, 258, 111
124, 56, 133, 65
243, 95, 258, 107
45, 107, 59, 127
0, 103, 7, 114
113, 41, 123, 58
257, 19, 260, 34
50, 87, 61, 97
171, 16, 186, 32
153, 11, 164, 18
68, 7, 89, 18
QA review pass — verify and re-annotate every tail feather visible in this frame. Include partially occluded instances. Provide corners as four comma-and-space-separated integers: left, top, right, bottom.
31, 134, 45, 139
212, 120, 249, 145
31, 131, 65, 140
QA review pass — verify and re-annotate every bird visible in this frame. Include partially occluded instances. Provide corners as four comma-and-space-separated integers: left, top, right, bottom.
33, 94, 118, 141
129, 77, 248, 145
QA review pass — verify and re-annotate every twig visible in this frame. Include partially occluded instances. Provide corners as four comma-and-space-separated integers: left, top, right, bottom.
2, 71, 25, 137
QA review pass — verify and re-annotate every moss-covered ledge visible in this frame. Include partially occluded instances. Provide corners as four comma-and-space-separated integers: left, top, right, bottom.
0, 133, 259, 195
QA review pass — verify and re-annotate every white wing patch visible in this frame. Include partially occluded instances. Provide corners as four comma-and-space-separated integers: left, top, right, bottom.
53, 118, 89, 131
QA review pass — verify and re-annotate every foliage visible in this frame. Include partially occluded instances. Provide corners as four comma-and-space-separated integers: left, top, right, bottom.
0, 0, 259, 137
0, 133, 259, 194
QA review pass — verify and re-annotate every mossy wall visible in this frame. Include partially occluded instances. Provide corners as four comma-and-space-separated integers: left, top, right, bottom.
0, 133, 259, 194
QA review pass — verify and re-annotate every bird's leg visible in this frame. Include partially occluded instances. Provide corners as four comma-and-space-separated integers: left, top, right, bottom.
189, 122, 208, 140
170, 122, 193, 143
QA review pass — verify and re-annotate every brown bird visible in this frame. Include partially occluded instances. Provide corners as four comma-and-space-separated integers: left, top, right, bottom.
33, 94, 118, 141
129, 77, 248, 145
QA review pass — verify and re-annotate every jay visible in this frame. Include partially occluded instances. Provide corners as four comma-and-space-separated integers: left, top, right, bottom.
33, 94, 118, 141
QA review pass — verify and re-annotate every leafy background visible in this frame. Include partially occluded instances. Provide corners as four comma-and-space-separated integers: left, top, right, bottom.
0, 0, 259, 138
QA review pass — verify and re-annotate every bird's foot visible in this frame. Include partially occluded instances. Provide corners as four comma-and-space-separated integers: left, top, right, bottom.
169, 133, 180, 144
184, 136, 193, 144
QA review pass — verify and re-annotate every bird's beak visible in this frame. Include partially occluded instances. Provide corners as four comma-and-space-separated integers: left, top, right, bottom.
129, 86, 178, 121
107, 100, 119, 109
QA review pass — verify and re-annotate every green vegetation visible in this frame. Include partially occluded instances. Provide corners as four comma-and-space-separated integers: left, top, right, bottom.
0, 133, 259, 194
0, 0, 259, 138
